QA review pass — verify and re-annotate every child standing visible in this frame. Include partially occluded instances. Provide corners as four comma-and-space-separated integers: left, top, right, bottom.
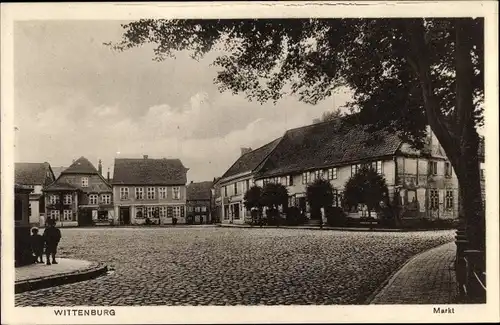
30, 228, 44, 263
42, 218, 62, 265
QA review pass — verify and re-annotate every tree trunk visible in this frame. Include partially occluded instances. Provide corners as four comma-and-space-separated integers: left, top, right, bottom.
404, 19, 484, 251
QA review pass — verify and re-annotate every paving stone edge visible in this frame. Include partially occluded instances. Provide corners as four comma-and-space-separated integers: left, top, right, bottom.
364, 240, 456, 305
217, 224, 452, 232
15, 262, 108, 294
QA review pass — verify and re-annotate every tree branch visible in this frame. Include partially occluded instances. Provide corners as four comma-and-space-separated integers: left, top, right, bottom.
403, 19, 460, 166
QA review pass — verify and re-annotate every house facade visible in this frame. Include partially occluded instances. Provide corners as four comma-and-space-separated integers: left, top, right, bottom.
15, 162, 56, 226
186, 181, 213, 224
112, 156, 189, 225
43, 157, 114, 227
218, 116, 470, 224
216, 140, 281, 224
253, 120, 461, 222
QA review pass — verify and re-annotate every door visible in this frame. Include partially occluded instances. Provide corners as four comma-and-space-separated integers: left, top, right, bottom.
78, 209, 93, 226
120, 207, 131, 225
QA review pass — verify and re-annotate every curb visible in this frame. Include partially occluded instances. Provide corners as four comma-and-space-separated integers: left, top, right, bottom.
216, 224, 454, 233
364, 241, 455, 305
15, 262, 108, 294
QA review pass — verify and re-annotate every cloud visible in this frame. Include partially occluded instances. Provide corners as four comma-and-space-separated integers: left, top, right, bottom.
14, 20, 354, 182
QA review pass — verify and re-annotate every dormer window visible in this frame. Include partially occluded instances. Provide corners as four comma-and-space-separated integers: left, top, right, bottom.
81, 177, 89, 187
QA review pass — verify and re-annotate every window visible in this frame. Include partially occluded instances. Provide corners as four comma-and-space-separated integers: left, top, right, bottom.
245, 179, 250, 192
158, 187, 167, 199
430, 189, 439, 210
369, 161, 383, 174
50, 210, 60, 221
120, 187, 129, 200
49, 195, 60, 205
195, 206, 201, 212
429, 161, 438, 176
315, 170, 322, 180
234, 183, 238, 195
89, 194, 98, 205
332, 189, 339, 207
327, 168, 338, 180
445, 190, 454, 210
310, 171, 316, 182
351, 165, 357, 176
81, 177, 89, 187
445, 162, 452, 177
147, 187, 155, 200
147, 206, 155, 218
135, 187, 144, 200
101, 194, 111, 205
288, 175, 294, 186
172, 187, 180, 200
173, 206, 181, 219
302, 173, 308, 184
201, 206, 207, 212
224, 186, 228, 197
136, 207, 144, 218
63, 210, 72, 221
63, 194, 73, 205
159, 206, 168, 218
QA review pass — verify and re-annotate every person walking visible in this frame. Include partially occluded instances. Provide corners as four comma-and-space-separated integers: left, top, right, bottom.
42, 218, 62, 265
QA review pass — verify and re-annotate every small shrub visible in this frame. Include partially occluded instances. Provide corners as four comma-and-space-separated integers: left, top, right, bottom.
285, 207, 306, 226
325, 206, 347, 226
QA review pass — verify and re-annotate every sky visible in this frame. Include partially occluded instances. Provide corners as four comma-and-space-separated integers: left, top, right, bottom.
14, 20, 351, 182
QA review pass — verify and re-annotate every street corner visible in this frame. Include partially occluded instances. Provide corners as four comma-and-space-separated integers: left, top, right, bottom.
15, 258, 108, 294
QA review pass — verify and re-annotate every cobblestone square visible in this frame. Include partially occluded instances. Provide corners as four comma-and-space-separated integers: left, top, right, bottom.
15, 227, 454, 306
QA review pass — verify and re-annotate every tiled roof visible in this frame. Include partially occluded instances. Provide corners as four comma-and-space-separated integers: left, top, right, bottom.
15, 162, 53, 185
112, 158, 188, 185
257, 118, 402, 178
221, 137, 282, 180
43, 181, 80, 192
62, 157, 99, 175
187, 181, 213, 201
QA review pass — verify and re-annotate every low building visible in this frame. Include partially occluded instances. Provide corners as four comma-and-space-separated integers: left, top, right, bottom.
253, 118, 460, 222
186, 181, 213, 224
216, 139, 281, 224
43, 157, 114, 227
15, 162, 56, 226
112, 155, 189, 225
218, 116, 467, 225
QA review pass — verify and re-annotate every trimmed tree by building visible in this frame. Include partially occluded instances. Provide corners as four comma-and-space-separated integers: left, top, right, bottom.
343, 166, 389, 226
243, 185, 263, 226
260, 183, 289, 226
306, 178, 334, 229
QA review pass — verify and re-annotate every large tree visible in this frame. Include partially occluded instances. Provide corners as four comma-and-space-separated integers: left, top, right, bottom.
109, 18, 485, 250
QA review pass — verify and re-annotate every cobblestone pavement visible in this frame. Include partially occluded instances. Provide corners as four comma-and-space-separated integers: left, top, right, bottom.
15, 228, 454, 306
370, 242, 457, 304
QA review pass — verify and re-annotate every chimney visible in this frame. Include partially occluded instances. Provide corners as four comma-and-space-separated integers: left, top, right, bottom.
191, 180, 194, 184
143, 155, 148, 159
240, 147, 252, 156
107, 168, 110, 182
98, 159, 102, 175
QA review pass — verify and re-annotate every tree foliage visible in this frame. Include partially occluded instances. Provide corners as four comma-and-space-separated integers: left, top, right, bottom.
110, 17, 485, 249
306, 178, 334, 212
243, 185, 262, 211
343, 166, 389, 218
260, 183, 288, 209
